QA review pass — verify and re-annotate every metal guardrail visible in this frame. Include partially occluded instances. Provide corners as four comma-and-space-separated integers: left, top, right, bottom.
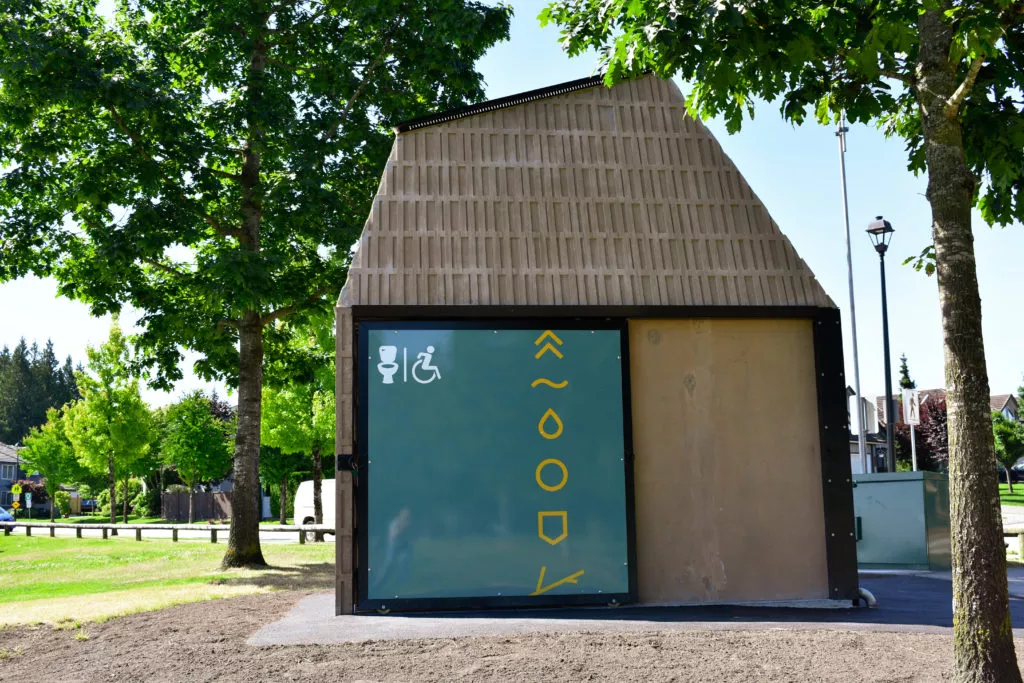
0, 521, 334, 544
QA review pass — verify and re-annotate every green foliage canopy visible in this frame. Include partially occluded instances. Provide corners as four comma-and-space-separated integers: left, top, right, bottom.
0, 0, 513, 386
0, 340, 79, 444
994, 411, 1024, 473
21, 406, 84, 497
63, 321, 153, 487
162, 391, 233, 490
540, 0, 1024, 228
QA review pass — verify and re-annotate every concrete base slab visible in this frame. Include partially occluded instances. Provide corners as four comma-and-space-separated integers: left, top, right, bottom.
247, 572, 1024, 646
248, 593, 862, 647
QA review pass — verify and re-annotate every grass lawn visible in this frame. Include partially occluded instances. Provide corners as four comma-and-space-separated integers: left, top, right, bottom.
999, 483, 1024, 507
0, 535, 333, 627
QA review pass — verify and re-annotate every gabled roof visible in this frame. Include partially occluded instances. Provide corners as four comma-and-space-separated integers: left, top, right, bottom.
991, 394, 1017, 413
0, 442, 20, 464
339, 74, 833, 309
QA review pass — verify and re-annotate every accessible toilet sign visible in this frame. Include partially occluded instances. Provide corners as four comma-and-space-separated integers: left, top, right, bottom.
357, 321, 635, 611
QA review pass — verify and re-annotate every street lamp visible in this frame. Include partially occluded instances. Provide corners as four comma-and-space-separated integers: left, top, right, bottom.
867, 216, 896, 472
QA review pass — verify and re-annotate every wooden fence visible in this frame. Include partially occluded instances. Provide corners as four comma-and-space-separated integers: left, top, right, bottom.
0, 521, 333, 544
161, 491, 232, 521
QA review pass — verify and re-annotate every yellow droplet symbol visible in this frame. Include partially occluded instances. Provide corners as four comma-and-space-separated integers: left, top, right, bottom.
537, 408, 564, 440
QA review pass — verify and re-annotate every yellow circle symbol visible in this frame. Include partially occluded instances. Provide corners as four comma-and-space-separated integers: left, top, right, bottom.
536, 458, 568, 492
537, 408, 564, 440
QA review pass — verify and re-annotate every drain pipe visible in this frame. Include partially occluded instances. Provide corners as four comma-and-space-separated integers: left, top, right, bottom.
857, 586, 878, 608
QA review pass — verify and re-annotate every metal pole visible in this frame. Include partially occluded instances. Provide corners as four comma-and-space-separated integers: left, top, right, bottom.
911, 423, 918, 471
836, 112, 868, 472
880, 253, 896, 472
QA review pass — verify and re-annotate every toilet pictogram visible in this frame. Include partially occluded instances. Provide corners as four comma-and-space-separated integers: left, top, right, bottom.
376, 344, 442, 385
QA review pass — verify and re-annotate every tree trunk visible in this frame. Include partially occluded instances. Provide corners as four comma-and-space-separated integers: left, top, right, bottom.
313, 444, 324, 542
223, 316, 268, 568
122, 474, 129, 523
50, 497, 55, 523
1007, 468, 1015, 496
917, 8, 1021, 682
221, 9, 268, 570
188, 486, 195, 524
279, 477, 288, 525
108, 452, 117, 535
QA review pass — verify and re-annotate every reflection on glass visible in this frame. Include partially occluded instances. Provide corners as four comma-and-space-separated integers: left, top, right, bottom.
372, 507, 413, 595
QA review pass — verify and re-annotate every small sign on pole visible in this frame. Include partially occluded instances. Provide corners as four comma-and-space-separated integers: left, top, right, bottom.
24, 492, 32, 506
10, 483, 22, 495
903, 389, 921, 471
903, 389, 921, 426
10, 501, 19, 510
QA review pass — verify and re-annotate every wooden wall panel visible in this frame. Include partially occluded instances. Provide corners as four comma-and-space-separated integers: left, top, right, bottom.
628, 318, 829, 603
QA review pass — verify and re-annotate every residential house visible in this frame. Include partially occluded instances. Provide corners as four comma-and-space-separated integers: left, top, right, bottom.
0, 442, 23, 507
991, 394, 1019, 421
848, 387, 887, 473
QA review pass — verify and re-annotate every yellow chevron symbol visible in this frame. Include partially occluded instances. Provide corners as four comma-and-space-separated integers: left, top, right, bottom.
534, 343, 563, 360
534, 330, 563, 347
530, 566, 585, 596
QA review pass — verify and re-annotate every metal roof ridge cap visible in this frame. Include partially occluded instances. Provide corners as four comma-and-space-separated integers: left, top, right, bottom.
392, 74, 607, 133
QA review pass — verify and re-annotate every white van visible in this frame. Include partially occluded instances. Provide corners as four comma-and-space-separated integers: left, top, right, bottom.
293, 479, 335, 537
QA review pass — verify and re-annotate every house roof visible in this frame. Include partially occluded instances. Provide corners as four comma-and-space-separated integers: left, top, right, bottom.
338, 74, 833, 309
0, 442, 20, 464
991, 394, 1017, 413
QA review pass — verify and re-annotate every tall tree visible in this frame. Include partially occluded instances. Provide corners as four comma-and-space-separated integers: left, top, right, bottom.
162, 392, 233, 523
0, 0, 511, 568
899, 355, 918, 390
0, 339, 80, 444
540, 2, 1024, 678
258, 446, 309, 525
64, 320, 153, 526
262, 314, 335, 540
0, 339, 34, 444
994, 413, 1024, 493
21, 405, 84, 521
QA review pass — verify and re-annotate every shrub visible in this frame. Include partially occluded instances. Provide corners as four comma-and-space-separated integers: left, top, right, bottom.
54, 491, 71, 517
95, 478, 145, 516
165, 484, 189, 494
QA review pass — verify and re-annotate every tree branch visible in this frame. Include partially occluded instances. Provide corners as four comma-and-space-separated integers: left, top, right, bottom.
322, 10, 407, 142
105, 105, 244, 240
265, 57, 302, 72
945, 55, 985, 119
142, 257, 189, 279
260, 285, 335, 325
879, 69, 914, 86
216, 319, 239, 333
266, 5, 329, 45
205, 167, 243, 181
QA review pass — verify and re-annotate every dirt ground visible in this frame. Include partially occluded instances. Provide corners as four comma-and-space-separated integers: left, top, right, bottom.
2, 591, 1023, 682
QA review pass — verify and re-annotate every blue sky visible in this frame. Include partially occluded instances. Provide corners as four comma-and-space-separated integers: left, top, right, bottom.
1, 0, 1021, 409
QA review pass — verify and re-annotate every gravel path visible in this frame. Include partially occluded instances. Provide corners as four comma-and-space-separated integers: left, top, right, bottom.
3, 591, 1024, 682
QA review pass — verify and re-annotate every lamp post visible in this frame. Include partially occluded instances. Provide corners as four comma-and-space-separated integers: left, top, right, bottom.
867, 216, 896, 472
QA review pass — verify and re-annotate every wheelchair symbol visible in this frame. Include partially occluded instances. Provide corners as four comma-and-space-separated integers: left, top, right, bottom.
412, 345, 442, 384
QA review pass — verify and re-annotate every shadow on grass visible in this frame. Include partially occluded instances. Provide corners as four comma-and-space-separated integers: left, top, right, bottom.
216, 562, 335, 591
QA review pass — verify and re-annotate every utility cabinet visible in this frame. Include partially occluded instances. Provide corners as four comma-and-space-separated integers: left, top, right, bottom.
853, 471, 951, 570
